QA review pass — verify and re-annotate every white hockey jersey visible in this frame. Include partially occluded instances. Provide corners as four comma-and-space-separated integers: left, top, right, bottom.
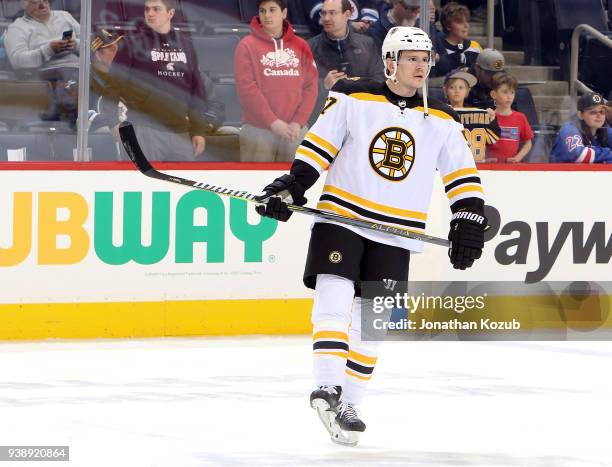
295, 78, 485, 252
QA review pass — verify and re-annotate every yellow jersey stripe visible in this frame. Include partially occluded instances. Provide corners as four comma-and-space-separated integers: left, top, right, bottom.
345, 369, 371, 381
323, 185, 428, 221
414, 107, 454, 120
305, 132, 339, 156
296, 147, 328, 170
317, 201, 425, 234
349, 92, 389, 104
486, 128, 500, 141
447, 184, 485, 199
443, 167, 479, 184
313, 330, 349, 341
347, 350, 378, 365
470, 40, 483, 50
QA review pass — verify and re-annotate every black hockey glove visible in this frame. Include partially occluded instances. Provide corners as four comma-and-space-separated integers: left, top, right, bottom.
448, 210, 487, 270
255, 174, 307, 222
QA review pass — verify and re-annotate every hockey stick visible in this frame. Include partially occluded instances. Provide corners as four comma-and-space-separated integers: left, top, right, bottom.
119, 121, 450, 248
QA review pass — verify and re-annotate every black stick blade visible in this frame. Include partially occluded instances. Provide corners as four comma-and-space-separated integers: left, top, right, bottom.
119, 121, 153, 173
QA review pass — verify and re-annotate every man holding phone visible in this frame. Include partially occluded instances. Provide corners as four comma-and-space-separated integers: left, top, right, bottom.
5, 0, 80, 124
308, 0, 384, 120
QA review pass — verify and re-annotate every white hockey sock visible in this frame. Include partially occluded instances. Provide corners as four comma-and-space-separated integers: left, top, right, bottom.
342, 297, 383, 406
311, 274, 355, 387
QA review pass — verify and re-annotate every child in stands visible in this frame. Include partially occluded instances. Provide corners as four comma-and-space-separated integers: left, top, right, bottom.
485, 72, 533, 163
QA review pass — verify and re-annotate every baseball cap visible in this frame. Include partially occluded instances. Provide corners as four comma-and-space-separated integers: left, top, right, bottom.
91, 29, 124, 53
577, 92, 606, 111
444, 68, 477, 88
476, 48, 505, 72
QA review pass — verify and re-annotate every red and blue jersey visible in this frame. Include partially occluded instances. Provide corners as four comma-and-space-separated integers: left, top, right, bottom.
551, 121, 612, 163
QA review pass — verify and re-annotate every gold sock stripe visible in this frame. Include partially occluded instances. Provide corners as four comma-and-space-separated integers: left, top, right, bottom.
347, 350, 378, 366
345, 369, 372, 381
314, 351, 349, 359
313, 330, 349, 341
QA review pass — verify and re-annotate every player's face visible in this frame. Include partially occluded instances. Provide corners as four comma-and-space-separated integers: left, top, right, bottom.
393, 51, 430, 89
320, 0, 351, 37
447, 18, 470, 41
259, 1, 287, 36
491, 84, 515, 108
144, 0, 174, 33
579, 106, 606, 130
445, 79, 469, 106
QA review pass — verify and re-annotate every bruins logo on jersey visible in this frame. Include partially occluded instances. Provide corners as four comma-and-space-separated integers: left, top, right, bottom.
368, 127, 415, 181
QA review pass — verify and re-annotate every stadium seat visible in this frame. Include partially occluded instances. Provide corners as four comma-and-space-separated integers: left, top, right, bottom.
0, 80, 52, 128
51, 132, 78, 161
0, 133, 52, 161
578, 31, 612, 98
89, 132, 122, 161
212, 80, 242, 127
61, 0, 80, 20
197, 0, 249, 35
427, 87, 446, 103
2, 0, 22, 19
192, 35, 239, 80
552, 0, 608, 79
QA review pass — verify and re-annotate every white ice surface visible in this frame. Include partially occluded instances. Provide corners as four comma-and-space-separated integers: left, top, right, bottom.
0, 337, 611, 467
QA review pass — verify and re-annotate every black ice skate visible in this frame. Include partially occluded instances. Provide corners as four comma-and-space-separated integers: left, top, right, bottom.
310, 386, 344, 443
336, 402, 366, 432
310, 387, 364, 446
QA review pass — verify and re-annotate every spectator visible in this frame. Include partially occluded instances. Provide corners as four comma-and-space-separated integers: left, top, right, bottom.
89, 29, 124, 132
464, 48, 504, 109
485, 72, 533, 163
443, 68, 500, 161
103, 0, 211, 161
4, 0, 80, 124
369, 0, 421, 53
433, 2, 481, 76
302, 0, 384, 35
551, 92, 612, 163
309, 0, 384, 95
235, 0, 318, 162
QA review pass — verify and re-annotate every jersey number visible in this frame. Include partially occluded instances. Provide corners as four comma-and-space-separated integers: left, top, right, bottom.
320, 96, 338, 115
462, 128, 488, 161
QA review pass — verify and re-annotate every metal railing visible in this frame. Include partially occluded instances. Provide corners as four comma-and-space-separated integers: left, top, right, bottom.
487, 0, 495, 49
569, 24, 612, 99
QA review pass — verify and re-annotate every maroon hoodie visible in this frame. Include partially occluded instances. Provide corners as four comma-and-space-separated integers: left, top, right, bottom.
234, 17, 318, 130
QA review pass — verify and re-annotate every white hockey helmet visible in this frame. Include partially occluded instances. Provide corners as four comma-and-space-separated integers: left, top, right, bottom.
381, 26, 434, 82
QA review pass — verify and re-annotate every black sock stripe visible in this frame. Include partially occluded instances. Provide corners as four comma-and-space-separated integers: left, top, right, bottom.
346, 359, 375, 375
313, 341, 349, 351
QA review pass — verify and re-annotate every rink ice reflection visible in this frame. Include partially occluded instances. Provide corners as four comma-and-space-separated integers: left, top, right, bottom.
0, 337, 611, 466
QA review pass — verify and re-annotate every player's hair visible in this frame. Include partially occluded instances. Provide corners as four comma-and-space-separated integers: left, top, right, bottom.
440, 2, 470, 33
491, 72, 518, 91
145, 0, 177, 10
257, 0, 288, 9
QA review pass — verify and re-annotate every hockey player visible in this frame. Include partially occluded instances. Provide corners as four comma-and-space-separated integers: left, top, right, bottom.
256, 26, 486, 446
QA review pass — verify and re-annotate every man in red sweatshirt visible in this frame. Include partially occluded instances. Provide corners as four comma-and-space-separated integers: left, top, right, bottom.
235, 0, 319, 162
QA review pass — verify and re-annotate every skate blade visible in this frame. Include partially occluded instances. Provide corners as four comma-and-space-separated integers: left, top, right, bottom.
311, 399, 360, 447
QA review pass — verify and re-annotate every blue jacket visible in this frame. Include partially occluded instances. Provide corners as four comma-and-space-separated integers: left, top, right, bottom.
551, 119, 612, 163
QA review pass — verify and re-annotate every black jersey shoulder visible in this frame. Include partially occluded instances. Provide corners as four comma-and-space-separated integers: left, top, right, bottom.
425, 98, 461, 123
331, 78, 386, 96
